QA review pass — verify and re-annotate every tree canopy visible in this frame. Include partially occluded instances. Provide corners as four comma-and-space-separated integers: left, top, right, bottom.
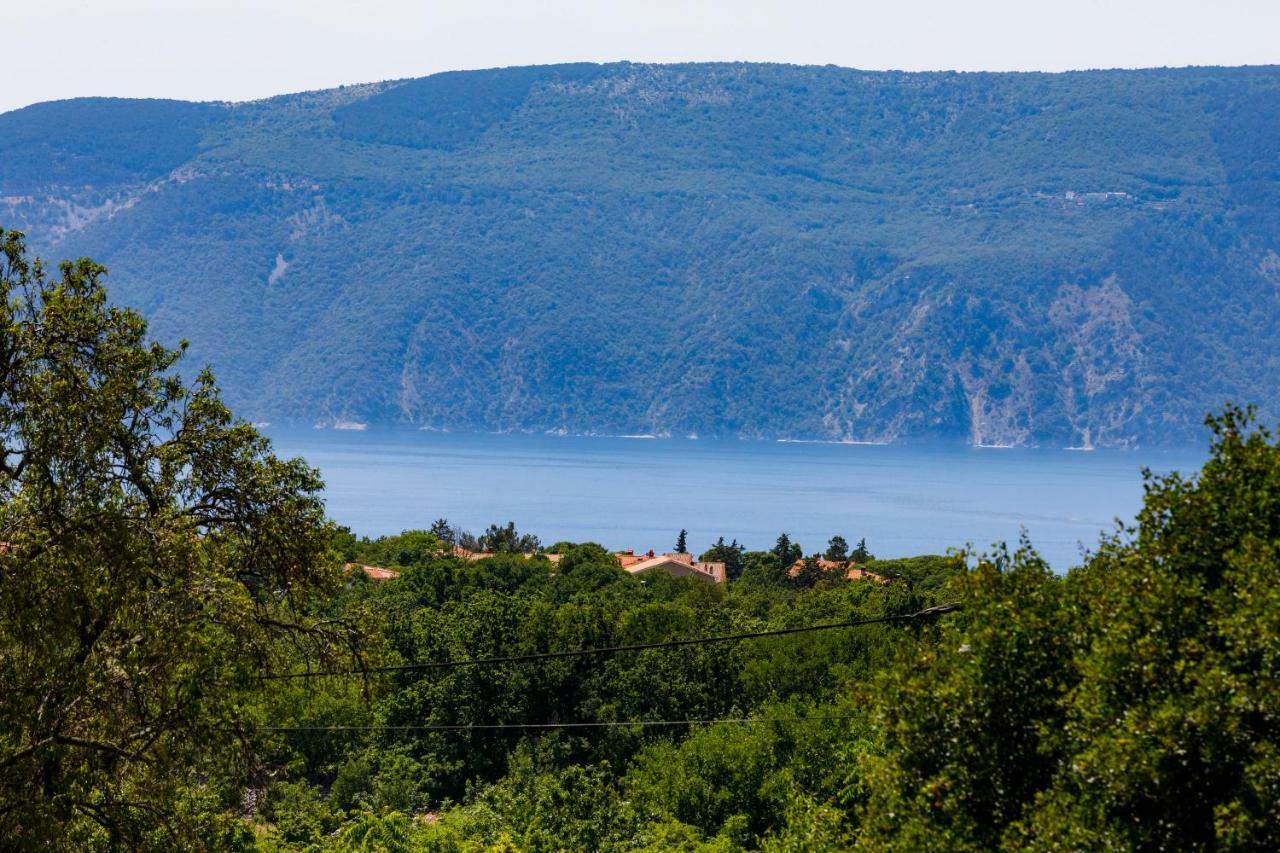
0, 230, 346, 847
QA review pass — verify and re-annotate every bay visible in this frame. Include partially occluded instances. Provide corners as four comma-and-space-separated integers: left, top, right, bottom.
263, 427, 1207, 571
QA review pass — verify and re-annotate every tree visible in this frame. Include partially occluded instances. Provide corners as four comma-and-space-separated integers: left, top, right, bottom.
791, 555, 826, 589
1018, 405, 1280, 850
773, 533, 802, 570
360, 529, 444, 568
478, 521, 540, 553
430, 517, 455, 544
0, 231, 345, 847
825, 535, 849, 563
675, 529, 688, 554
700, 536, 746, 581
854, 541, 1070, 851
855, 407, 1280, 850
850, 537, 873, 563
455, 528, 481, 552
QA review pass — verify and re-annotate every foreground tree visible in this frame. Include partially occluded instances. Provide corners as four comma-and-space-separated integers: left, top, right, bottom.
1021, 405, 1280, 849
0, 230, 346, 848
855, 406, 1280, 851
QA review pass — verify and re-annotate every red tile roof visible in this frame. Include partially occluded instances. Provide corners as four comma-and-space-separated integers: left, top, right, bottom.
623, 553, 726, 584
343, 562, 400, 581
453, 546, 561, 564
788, 556, 886, 583
844, 566, 887, 583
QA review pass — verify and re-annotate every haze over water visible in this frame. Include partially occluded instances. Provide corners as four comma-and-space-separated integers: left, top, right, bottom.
265, 428, 1207, 570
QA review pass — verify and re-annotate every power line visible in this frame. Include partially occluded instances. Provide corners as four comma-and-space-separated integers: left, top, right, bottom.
258, 714, 860, 734
261, 603, 960, 680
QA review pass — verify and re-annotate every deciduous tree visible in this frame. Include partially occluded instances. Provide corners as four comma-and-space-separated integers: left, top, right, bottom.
0, 231, 346, 848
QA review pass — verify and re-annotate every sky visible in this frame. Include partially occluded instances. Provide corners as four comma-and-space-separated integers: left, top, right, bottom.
4, 0, 1279, 113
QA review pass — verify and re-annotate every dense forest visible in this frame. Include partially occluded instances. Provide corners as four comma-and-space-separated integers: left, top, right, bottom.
3, 233, 1280, 850
3, 63, 1280, 446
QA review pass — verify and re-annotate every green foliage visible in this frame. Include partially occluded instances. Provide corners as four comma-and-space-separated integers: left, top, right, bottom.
237, 517, 946, 849
1017, 405, 1280, 849
790, 556, 825, 589
263, 781, 339, 845
854, 406, 1280, 851
352, 529, 446, 568
700, 537, 746, 581
771, 534, 801, 572
478, 521, 540, 554
430, 518, 455, 544
854, 542, 1070, 850
0, 231, 346, 849
555, 542, 616, 572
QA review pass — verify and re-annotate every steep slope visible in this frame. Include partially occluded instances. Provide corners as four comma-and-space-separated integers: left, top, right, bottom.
2, 63, 1278, 446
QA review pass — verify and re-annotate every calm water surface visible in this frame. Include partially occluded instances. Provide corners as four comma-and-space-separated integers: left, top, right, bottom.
264, 428, 1206, 570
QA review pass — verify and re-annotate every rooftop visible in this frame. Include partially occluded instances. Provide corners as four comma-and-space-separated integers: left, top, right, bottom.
788, 556, 887, 584
343, 562, 400, 581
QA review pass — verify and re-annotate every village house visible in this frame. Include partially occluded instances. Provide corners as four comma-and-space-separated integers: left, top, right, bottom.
346, 550, 875, 586
451, 545, 563, 564
616, 549, 727, 584
787, 556, 887, 583
349, 547, 724, 583
342, 562, 400, 581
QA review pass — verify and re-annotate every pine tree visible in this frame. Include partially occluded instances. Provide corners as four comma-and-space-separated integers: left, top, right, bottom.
773, 533, 801, 569
430, 517, 455, 544
676, 529, 688, 553
700, 536, 746, 580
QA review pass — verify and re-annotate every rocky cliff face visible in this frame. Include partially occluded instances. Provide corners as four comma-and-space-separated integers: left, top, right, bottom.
2, 64, 1278, 446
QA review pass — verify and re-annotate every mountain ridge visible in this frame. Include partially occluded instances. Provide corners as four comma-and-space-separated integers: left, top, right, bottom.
3, 62, 1278, 447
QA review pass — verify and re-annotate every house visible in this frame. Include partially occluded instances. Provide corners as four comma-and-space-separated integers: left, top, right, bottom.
343, 562, 400, 581
844, 565, 886, 582
615, 549, 649, 569
788, 556, 886, 583
452, 545, 562, 564
617, 549, 727, 584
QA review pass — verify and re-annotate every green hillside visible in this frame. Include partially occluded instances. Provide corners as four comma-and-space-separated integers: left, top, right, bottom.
2, 63, 1278, 446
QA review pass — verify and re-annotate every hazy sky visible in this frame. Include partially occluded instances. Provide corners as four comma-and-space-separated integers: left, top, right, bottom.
4, 0, 1278, 113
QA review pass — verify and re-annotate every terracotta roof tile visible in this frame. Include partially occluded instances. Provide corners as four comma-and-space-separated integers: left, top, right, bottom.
343, 562, 400, 581
787, 556, 886, 583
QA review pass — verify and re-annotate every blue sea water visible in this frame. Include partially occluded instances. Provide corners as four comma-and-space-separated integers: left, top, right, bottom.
263, 427, 1207, 571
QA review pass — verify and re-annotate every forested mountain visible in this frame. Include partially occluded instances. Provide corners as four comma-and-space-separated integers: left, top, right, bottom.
3, 63, 1278, 446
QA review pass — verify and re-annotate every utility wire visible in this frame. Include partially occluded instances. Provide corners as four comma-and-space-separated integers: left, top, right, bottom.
259, 714, 860, 734
261, 603, 960, 681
